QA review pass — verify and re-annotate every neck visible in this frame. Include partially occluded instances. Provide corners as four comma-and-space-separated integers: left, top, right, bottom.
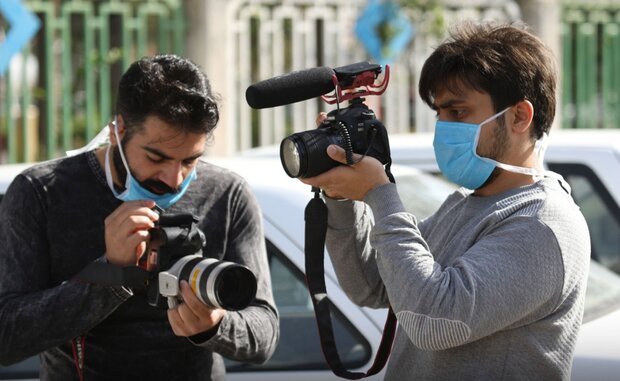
473, 170, 536, 196
474, 140, 543, 196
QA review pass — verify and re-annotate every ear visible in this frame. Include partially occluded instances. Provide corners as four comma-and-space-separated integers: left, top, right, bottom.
108, 115, 126, 145
509, 100, 534, 135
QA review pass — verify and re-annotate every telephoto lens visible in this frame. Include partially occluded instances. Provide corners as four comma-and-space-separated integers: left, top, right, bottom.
158, 255, 257, 311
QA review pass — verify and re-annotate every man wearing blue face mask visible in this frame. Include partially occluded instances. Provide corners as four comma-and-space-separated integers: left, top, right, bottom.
0, 55, 278, 380
302, 22, 590, 380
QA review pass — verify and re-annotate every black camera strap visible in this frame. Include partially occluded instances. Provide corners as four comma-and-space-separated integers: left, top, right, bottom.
305, 188, 397, 379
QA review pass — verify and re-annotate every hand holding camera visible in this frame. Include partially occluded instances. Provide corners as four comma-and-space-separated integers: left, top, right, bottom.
91, 204, 258, 317
167, 280, 227, 337
104, 200, 160, 267
300, 144, 390, 201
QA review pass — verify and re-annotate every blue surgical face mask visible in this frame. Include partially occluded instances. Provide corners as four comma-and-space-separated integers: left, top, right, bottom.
104, 118, 197, 209
433, 108, 548, 189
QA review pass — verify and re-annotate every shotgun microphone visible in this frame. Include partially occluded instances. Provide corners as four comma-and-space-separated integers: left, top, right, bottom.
245, 66, 335, 109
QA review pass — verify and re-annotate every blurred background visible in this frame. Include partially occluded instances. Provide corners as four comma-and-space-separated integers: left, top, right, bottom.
0, 0, 618, 163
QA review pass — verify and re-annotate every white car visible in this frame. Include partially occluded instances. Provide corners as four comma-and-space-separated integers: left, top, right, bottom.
1, 154, 619, 381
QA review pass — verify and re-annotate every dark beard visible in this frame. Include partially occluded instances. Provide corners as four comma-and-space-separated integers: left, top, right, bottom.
112, 145, 128, 192
111, 145, 178, 195
478, 167, 502, 189
476, 115, 509, 189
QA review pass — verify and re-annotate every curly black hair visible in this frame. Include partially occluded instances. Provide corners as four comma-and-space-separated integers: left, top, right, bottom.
115, 54, 220, 140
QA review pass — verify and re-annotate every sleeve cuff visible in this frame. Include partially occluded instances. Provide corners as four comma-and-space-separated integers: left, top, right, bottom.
324, 197, 368, 230
95, 255, 134, 300
188, 313, 228, 346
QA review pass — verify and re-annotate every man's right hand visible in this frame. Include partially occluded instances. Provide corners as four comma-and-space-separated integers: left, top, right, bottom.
104, 200, 160, 266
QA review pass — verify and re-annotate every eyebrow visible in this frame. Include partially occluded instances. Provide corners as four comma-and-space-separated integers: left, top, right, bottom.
141, 146, 204, 161
434, 98, 469, 110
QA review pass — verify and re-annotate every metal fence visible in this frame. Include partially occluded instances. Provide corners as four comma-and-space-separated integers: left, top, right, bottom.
1, 0, 619, 164
561, 2, 620, 129
0, 0, 185, 163
224, 0, 521, 153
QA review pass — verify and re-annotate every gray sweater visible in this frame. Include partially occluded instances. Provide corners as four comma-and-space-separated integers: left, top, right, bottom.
325, 177, 590, 380
0, 151, 278, 380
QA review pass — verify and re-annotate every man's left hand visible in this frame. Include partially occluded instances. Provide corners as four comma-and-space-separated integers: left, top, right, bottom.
167, 281, 226, 337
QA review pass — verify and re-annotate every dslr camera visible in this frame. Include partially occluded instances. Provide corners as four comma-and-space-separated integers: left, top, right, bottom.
144, 211, 257, 311
246, 61, 392, 178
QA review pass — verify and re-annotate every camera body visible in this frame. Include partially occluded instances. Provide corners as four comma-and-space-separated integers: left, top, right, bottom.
280, 97, 391, 178
145, 212, 257, 311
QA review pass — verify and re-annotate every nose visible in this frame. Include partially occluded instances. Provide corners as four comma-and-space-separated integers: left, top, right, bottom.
159, 162, 185, 191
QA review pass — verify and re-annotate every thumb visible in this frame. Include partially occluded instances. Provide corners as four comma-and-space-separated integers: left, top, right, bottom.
326, 145, 347, 164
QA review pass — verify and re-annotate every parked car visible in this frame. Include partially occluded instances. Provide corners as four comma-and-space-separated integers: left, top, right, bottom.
1, 152, 620, 380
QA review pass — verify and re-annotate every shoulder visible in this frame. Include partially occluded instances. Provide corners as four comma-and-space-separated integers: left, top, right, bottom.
487, 178, 580, 222
183, 159, 257, 209
6, 155, 83, 196
487, 179, 589, 251
19, 154, 90, 187
494, 178, 590, 282
195, 159, 247, 186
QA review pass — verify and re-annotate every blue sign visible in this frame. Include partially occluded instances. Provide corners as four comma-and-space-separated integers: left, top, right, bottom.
355, 0, 414, 65
0, 0, 41, 75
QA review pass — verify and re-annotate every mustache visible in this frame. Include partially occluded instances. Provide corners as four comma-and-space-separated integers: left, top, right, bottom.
138, 178, 178, 195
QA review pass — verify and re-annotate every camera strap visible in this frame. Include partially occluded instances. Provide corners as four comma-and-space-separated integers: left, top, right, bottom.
305, 188, 397, 379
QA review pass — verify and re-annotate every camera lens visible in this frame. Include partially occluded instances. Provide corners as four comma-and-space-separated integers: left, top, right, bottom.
172, 256, 257, 311
280, 128, 342, 178
280, 137, 303, 177
214, 266, 258, 311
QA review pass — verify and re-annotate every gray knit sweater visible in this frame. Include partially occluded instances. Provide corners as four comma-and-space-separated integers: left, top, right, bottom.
325, 177, 590, 380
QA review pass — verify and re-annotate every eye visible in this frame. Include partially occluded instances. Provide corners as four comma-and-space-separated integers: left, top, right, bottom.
147, 155, 165, 164
182, 158, 198, 167
450, 109, 466, 119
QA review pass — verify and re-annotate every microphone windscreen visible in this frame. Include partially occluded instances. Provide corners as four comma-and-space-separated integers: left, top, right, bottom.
246, 67, 335, 109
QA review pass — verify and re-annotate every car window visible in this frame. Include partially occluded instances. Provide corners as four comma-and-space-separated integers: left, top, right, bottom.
226, 240, 372, 372
548, 163, 620, 274
583, 260, 620, 323
395, 172, 457, 219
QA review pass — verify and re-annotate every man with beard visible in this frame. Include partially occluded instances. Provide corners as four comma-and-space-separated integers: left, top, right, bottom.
301, 22, 590, 380
0, 55, 278, 380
